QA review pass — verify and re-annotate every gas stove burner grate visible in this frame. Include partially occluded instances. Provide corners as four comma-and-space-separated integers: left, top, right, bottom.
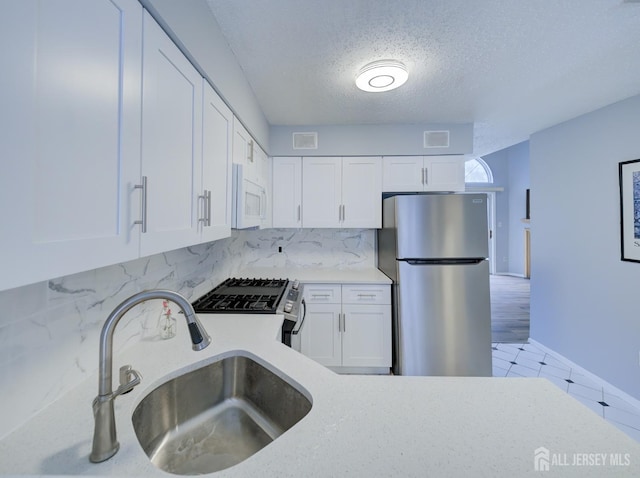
224, 278, 287, 288
191, 278, 289, 314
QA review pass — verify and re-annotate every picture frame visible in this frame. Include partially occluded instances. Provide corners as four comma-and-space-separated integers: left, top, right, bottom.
619, 158, 640, 262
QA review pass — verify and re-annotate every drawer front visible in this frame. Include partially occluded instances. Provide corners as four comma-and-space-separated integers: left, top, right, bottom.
304, 283, 342, 304
342, 284, 390, 305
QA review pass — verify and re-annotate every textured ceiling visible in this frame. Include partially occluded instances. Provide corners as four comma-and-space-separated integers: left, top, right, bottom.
206, 0, 640, 156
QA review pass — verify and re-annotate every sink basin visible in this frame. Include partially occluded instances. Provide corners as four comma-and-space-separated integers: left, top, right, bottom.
131, 352, 312, 475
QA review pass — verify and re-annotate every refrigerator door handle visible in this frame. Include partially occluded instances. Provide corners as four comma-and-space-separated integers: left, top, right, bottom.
404, 258, 486, 266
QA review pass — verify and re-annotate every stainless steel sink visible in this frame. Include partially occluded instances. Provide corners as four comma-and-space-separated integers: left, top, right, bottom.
132, 352, 312, 475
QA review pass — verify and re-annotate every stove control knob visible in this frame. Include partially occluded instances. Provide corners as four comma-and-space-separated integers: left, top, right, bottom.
284, 301, 293, 313
292, 280, 300, 290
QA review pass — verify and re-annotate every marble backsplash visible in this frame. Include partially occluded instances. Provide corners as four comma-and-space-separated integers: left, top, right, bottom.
0, 228, 375, 438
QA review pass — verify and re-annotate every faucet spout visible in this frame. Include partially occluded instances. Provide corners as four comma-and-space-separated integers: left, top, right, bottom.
89, 290, 211, 463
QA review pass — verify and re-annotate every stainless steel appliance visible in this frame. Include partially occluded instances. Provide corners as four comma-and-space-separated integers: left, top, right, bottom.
377, 193, 492, 376
191, 278, 305, 347
232, 164, 267, 229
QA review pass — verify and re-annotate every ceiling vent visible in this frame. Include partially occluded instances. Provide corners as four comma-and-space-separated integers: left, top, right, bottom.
292, 132, 318, 150
424, 130, 450, 148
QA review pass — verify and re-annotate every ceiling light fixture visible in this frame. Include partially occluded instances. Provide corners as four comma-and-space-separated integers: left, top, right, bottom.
355, 60, 408, 93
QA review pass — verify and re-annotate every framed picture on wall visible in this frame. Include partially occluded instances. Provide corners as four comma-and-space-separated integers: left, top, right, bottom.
619, 158, 640, 262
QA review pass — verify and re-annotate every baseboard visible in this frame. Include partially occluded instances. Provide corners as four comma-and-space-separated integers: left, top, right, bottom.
528, 338, 640, 411
493, 272, 527, 278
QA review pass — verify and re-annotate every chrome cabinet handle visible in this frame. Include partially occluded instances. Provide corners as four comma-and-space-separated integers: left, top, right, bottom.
198, 191, 206, 224
134, 176, 147, 233
424, 167, 428, 185
199, 190, 212, 226
297, 204, 301, 222
260, 187, 267, 219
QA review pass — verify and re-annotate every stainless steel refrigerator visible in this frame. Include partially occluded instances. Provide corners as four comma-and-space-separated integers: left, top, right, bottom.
377, 193, 492, 377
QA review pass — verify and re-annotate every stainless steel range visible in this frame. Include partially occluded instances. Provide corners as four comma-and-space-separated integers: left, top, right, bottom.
191, 278, 305, 347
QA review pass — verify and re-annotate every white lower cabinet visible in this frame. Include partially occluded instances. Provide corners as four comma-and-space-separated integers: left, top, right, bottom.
300, 283, 391, 372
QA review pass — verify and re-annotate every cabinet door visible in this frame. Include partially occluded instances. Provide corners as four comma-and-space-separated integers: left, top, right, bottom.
255, 145, 272, 229
301, 157, 342, 228
341, 157, 382, 228
342, 304, 392, 367
382, 156, 424, 192
201, 81, 232, 243
300, 304, 342, 367
424, 155, 465, 192
140, 12, 202, 257
272, 157, 302, 228
0, 0, 142, 291
232, 117, 256, 179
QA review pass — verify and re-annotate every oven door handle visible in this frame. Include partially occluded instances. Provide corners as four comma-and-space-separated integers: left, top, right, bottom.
291, 299, 306, 335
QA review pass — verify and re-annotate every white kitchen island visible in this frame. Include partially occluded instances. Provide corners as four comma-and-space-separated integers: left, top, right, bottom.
1, 312, 639, 477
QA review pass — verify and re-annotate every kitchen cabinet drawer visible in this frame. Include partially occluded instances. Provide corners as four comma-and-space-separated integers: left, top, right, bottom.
342, 285, 390, 305
304, 284, 342, 304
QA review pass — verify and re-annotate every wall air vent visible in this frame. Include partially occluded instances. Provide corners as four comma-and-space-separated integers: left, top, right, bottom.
292, 132, 318, 150
423, 130, 450, 148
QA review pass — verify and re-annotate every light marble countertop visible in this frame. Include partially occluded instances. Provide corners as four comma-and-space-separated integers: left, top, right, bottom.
237, 266, 392, 284
1, 313, 640, 477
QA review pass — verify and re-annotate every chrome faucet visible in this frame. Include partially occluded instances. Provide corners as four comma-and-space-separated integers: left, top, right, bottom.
89, 290, 211, 463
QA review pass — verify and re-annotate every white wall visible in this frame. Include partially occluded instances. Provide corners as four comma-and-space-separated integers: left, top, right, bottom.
530, 93, 640, 401
270, 123, 473, 156
507, 142, 530, 277
481, 142, 530, 275
0, 228, 374, 439
480, 149, 510, 273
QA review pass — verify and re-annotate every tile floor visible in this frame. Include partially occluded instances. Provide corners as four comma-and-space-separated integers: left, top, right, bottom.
493, 342, 640, 443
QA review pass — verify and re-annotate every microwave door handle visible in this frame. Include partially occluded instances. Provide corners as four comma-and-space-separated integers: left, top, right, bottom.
260, 187, 267, 219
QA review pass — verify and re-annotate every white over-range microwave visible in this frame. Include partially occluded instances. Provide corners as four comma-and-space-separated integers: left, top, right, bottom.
232, 163, 267, 229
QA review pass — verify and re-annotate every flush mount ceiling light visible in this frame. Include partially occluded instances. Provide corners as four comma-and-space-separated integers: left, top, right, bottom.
355, 60, 408, 93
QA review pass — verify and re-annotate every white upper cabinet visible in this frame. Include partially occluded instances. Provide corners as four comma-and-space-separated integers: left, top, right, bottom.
254, 145, 272, 229
383, 155, 465, 192
302, 157, 382, 228
139, 11, 203, 257
301, 157, 343, 228
424, 155, 466, 191
341, 157, 383, 228
232, 117, 255, 176
272, 157, 303, 228
381, 156, 423, 191
231, 118, 270, 229
1, 0, 143, 291
201, 81, 233, 243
